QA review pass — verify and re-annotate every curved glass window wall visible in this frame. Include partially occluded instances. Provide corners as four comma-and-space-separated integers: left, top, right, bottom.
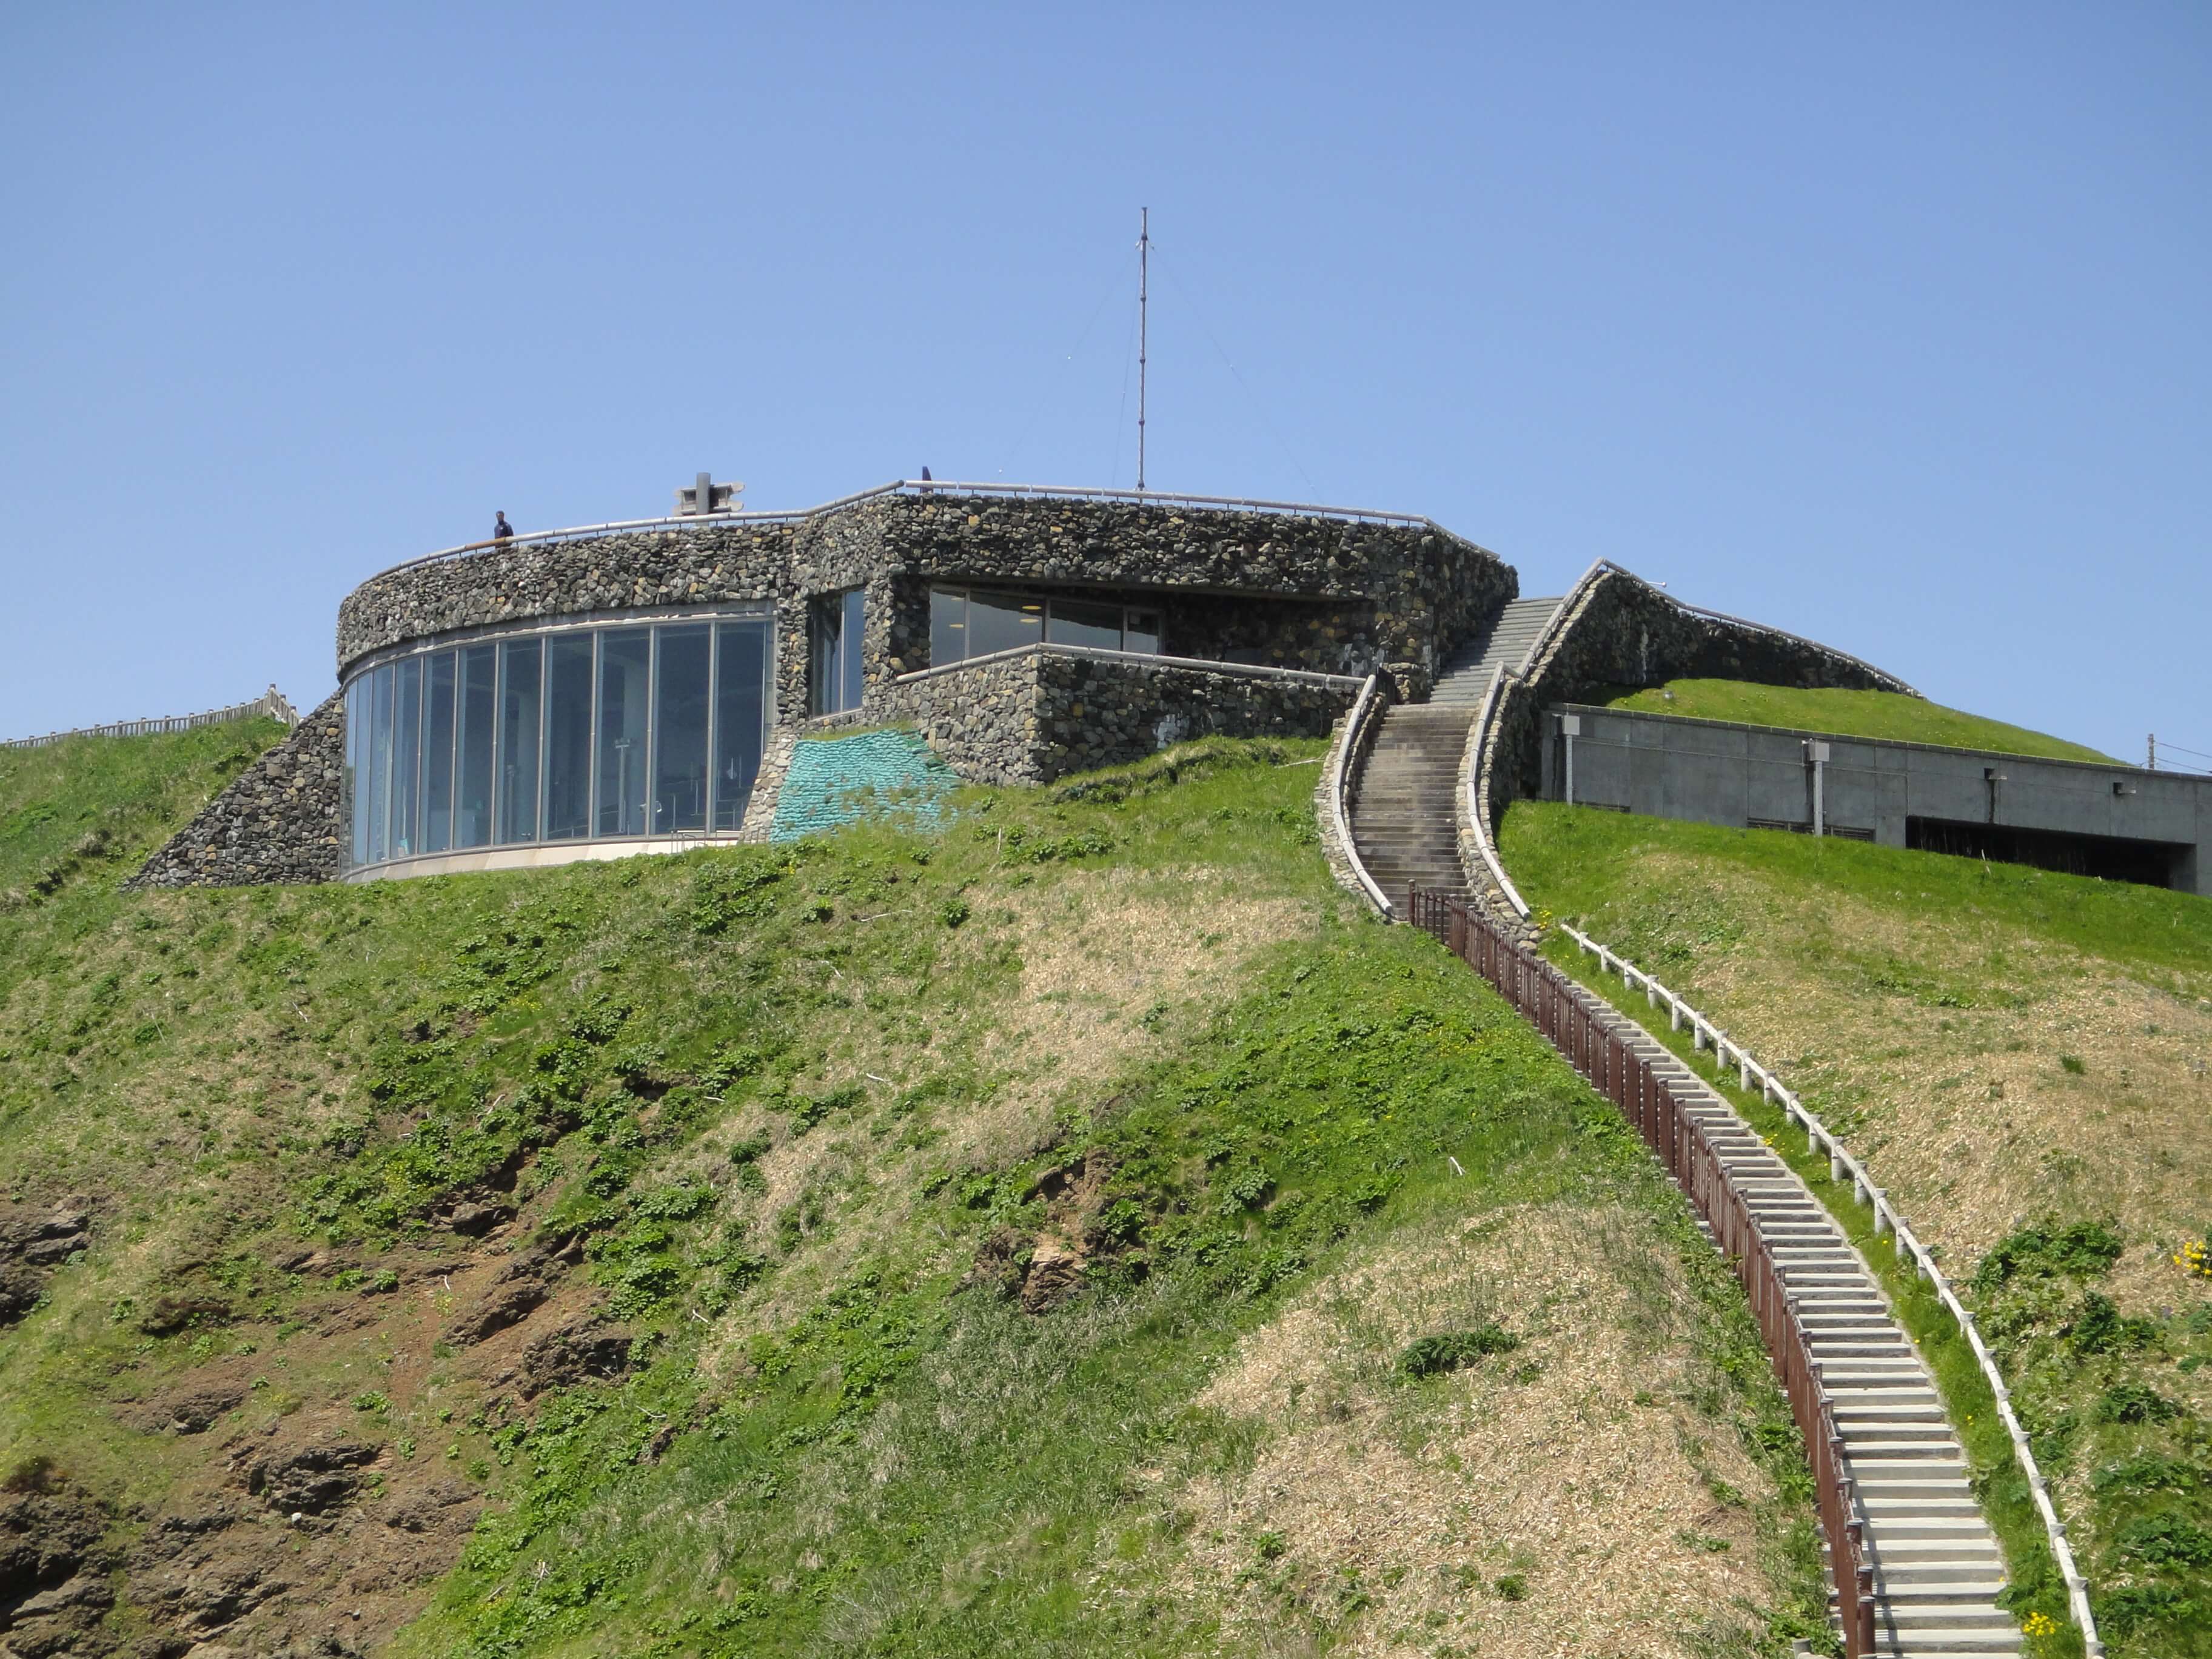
344, 612, 771, 871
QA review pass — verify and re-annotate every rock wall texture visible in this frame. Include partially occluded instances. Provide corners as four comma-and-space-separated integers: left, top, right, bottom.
1466, 564, 1917, 912
336, 492, 1516, 717
128, 693, 346, 890
887, 647, 1365, 785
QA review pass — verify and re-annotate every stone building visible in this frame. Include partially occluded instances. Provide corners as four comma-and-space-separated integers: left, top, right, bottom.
136, 480, 1518, 886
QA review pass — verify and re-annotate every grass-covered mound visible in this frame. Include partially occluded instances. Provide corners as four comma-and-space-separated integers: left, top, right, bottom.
0, 717, 289, 905
1502, 800, 2212, 1656
1590, 679, 2114, 763
0, 736, 1830, 1658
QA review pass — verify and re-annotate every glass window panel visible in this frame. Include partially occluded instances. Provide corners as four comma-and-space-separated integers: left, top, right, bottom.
1125, 611, 1161, 655
840, 589, 866, 713
967, 591, 1044, 659
654, 625, 711, 834
455, 644, 497, 849
712, 620, 768, 831
544, 635, 594, 840
808, 597, 839, 716
930, 586, 968, 666
390, 657, 423, 859
497, 638, 542, 844
365, 663, 394, 867
811, 590, 866, 716
422, 652, 456, 853
597, 629, 652, 836
344, 677, 367, 868
1047, 598, 1124, 652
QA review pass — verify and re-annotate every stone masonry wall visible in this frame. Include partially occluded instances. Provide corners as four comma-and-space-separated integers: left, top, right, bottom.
886, 647, 1362, 785
336, 492, 1517, 720
1473, 565, 1919, 891
128, 693, 347, 889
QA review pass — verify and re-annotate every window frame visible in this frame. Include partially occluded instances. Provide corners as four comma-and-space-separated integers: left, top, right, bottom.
341, 602, 774, 871
926, 585, 1165, 668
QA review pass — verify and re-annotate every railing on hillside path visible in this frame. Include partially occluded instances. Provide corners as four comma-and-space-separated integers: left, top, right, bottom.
1553, 921, 2104, 1655
1406, 885, 1879, 1658
2, 685, 298, 751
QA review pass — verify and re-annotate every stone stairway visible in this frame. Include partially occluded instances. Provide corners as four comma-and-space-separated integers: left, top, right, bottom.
1348, 706, 1473, 901
1584, 1002, 2022, 1657
1430, 595, 1563, 706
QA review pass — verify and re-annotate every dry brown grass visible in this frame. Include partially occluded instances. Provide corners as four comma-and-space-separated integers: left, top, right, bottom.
1119, 1202, 1780, 1658
1613, 856, 2212, 1314
709, 865, 1326, 1341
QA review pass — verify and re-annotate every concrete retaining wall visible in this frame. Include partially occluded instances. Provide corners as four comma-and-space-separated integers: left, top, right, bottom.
1541, 702, 2210, 893
1472, 565, 1917, 906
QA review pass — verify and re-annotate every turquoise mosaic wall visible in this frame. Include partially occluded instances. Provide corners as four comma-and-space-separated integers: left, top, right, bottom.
769, 728, 956, 843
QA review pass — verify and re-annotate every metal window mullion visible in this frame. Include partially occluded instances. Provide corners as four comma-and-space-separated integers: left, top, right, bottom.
378, 664, 397, 865
646, 626, 660, 836
444, 651, 459, 854
411, 659, 426, 856
587, 631, 602, 842
705, 620, 721, 831
537, 641, 552, 843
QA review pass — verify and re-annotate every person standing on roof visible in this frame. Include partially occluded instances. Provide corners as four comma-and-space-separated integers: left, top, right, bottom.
492, 511, 514, 541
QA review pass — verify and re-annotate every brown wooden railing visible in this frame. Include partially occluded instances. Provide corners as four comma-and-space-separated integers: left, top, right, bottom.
1407, 885, 1878, 1657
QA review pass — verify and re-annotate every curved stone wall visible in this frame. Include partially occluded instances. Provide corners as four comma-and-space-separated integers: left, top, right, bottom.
337, 493, 1516, 710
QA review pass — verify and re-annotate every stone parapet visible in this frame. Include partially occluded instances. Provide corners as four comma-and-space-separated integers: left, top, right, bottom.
886, 646, 1363, 785
337, 492, 1515, 720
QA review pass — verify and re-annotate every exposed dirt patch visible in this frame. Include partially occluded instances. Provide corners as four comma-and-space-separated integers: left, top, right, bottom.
0, 1202, 92, 1328
1125, 1202, 1780, 1658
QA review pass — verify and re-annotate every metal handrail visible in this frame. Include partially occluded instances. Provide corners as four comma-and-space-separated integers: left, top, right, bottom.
2, 686, 299, 751
1326, 674, 1395, 917
357, 478, 1470, 587
1555, 922, 2103, 1656
1406, 886, 1879, 1657
893, 640, 1364, 691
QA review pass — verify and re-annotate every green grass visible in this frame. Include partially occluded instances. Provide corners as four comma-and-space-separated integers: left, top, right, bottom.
1588, 679, 2116, 763
0, 717, 287, 904
1, 735, 1834, 1657
1502, 799, 2212, 1658
1530, 929, 2084, 1657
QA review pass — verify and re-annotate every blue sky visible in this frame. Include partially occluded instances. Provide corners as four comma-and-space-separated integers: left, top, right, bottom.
2, 4, 2205, 764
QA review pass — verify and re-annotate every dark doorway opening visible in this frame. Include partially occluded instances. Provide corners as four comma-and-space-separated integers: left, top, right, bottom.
1905, 817, 2188, 890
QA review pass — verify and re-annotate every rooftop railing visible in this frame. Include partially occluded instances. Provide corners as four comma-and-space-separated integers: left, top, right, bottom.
361, 479, 1463, 585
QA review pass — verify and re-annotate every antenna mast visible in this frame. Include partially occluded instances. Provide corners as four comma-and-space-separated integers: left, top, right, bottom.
1137, 206, 1149, 492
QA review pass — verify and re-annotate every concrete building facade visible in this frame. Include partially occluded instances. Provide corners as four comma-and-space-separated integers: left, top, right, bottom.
1538, 703, 2210, 893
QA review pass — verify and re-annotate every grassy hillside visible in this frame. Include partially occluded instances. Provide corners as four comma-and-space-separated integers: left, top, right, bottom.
0, 717, 289, 903
0, 737, 1831, 1659
1502, 801, 2212, 1656
1591, 679, 2117, 763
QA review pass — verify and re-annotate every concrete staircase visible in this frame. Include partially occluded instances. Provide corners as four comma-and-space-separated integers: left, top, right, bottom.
1348, 706, 1473, 902
1430, 595, 1563, 706
1588, 1005, 2023, 1657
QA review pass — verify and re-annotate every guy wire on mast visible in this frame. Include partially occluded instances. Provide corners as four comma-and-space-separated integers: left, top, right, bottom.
1138, 207, 1149, 492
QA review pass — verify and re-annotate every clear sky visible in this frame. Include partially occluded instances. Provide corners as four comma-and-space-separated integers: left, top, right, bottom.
2, 4, 2205, 764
